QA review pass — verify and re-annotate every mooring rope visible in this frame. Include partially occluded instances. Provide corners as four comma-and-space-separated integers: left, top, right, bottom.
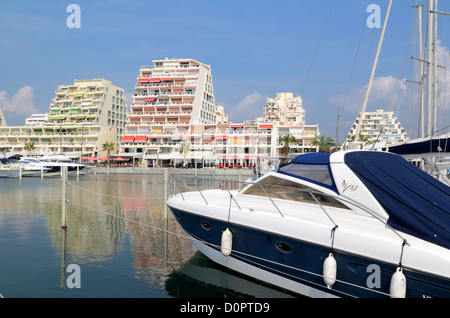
64, 189, 391, 298
66, 180, 166, 200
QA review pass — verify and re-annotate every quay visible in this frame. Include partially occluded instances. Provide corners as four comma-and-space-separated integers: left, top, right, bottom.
90, 166, 255, 177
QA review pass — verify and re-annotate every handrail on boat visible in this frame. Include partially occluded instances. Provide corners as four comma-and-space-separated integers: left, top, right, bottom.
217, 180, 241, 210
177, 176, 209, 205
258, 183, 283, 217
168, 175, 408, 244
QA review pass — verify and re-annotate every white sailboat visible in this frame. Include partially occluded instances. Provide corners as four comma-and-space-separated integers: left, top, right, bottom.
384, 1, 449, 184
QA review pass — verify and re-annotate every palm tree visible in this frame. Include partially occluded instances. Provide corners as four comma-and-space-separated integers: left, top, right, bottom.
23, 141, 35, 152
102, 141, 115, 165
179, 142, 191, 167
311, 135, 335, 153
345, 134, 374, 145
278, 134, 297, 157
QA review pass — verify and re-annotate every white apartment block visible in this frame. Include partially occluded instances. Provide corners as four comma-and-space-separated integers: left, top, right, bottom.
49, 78, 127, 134
0, 105, 5, 127
119, 121, 320, 167
129, 58, 216, 131
215, 105, 228, 124
120, 64, 320, 166
0, 78, 127, 157
25, 113, 48, 126
262, 92, 305, 126
347, 109, 408, 146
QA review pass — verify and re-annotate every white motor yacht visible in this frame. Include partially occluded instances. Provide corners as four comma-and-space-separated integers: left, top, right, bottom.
167, 150, 450, 298
19, 157, 89, 176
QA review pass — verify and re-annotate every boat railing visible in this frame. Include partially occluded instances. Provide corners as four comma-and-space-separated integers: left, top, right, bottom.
168, 175, 407, 243
424, 157, 450, 186
0, 162, 24, 170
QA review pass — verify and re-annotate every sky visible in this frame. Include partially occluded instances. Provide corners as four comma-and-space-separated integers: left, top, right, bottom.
1, 0, 450, 143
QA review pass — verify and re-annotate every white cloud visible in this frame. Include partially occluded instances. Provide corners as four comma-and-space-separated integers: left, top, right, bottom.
329, 76, 408, 138
225, 92, 266, 123
435, 41, 450, 120
330, 75, 407, 115
0, 86, 39, 115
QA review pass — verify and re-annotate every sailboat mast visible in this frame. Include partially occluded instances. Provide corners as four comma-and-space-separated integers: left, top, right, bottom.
416, 4, 425, 138
354, 0, 393, 142
426, 0, 434, 137
433, 0, 438, 136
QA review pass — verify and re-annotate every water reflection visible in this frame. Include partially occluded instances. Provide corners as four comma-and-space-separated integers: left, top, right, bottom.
0, 172, 295, 298
166, 251, 295, 298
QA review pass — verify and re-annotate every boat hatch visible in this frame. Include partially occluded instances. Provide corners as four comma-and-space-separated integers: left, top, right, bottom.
345, 151, 450, 250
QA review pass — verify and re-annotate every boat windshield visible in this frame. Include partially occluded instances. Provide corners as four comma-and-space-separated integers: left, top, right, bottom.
242, 175, 350, 210
21, 158, 41, 163
277, 153, 338, 192
278, 163, 333, 186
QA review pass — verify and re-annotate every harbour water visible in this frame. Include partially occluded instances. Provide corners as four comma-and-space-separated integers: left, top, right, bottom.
0, 170, 295, 298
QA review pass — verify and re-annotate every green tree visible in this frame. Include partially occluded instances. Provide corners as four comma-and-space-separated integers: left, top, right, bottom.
345, 134, 374, 145
102, 141, 115, 165
278, 134, 297, 157
311, 135, 335, 153
179, 142, 191, 167
24, 141, 35, 152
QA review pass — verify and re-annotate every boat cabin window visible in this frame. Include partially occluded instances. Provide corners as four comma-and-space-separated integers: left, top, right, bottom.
242, 176, 350, 210
278, 163, 333, 187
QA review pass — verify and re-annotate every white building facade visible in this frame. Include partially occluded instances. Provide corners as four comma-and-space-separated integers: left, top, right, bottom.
25, 114, 48, 126
0, 104, 6, 127
262, 92, 305, 126
347, 109, 408, 147
120, 70, 320, 167
0, 78, 127, 157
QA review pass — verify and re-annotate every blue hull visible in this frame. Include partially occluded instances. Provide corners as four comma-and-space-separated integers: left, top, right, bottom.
170, 207, 450, 298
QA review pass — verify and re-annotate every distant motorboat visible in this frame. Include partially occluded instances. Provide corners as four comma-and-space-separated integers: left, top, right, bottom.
18, 157, 90, 176
0, 158, 49, 178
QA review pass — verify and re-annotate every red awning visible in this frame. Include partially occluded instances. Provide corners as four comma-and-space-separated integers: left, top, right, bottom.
144, 97, 157, 101
134, 135, 148, 142
259, 124, 273, 129
138, 78, 149, 83
161, 78, 173, 81
215, 135, 227, 140
149, 78, 161, 82
121, 135, 135, 142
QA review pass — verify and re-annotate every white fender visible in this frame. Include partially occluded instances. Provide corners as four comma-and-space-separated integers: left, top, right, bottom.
323, 253, 337, 289
221, 228, 233, 256
390, 267, 406, 298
